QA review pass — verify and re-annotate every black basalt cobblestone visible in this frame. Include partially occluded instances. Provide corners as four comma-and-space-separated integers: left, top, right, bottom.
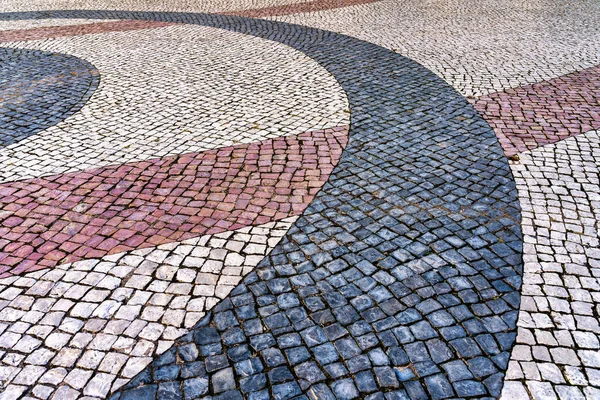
0, 47, 99, 147
0, 10, 524, 399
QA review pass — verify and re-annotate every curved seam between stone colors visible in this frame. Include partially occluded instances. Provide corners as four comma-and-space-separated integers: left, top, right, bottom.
0, 10, 523, 400
0, 126, 349, 277
0, 47, 100, 148
0, 0, 385, 42
0, 20, 175, 42
219, 0, 383, 18
471, 63, 600, 158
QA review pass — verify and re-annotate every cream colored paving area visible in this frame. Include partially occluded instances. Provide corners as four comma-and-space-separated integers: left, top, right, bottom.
0, 22, 349, 182
0, 0, 311, 13
0, 19, 116, 31
273, 0, 600, 97
500, 132, 600, 400
0, 218, 297, 400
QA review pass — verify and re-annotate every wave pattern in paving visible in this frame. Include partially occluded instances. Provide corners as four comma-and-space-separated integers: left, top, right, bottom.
0, 127, 347, 277
0, 10, 525, 400
473, 65, 600, 157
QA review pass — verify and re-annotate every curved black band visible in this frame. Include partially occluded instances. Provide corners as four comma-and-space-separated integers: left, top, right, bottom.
0, 10, 523, 400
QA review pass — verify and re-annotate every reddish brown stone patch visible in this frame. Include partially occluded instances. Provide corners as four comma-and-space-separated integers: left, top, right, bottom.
0, 20, 174, 43
0, 127, 348, 277
473, 65, 600, 157
221, 0, 382, 18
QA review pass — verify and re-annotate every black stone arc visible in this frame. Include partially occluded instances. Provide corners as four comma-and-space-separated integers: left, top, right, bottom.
0, 47, 99, 147
0, 10, 523, 400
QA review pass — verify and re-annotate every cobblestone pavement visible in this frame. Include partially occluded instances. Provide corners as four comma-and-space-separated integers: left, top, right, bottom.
0, 1, 598, 399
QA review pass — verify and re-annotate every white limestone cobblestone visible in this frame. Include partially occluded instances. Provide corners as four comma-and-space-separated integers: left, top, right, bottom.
0, 23, 348, 182
501, 131, 600, 400
0, 218, 296, 399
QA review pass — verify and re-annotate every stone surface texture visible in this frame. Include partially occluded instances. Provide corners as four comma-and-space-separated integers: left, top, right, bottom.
0, 0, 598, 399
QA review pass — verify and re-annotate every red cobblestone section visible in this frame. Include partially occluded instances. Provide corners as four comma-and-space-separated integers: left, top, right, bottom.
0, 127, 348, 277
473, 64, 600, 157
221, 0, 381, 17
0, 20, 174, 42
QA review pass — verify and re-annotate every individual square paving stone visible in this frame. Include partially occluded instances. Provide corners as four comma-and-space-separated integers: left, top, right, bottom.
368, 348, 389, 366
247, 389, 270, 400
261, 347, 286, 367
414, 360, 442, 377
410, 320, 438, 340
405, 342, 430, 363
441, 360, 473, 382
234, 358, 263, 378
324, 362, 349, 379
294, 361, 326, 383
250, 333, 276, 351
183, 377, 209, 399
391, 326, 414, 344
374, 366, 399, 388
401, 380, 428, 400
453, 380, 487, 397
267, 279, 291, 294
450, 337, 481, 358
425, 339, 453, 364
334, 305, 361, 325
240, 373, 267, 394
324, 324, 348, 342
356, 333, 379, 350
331, 378, 360, 400
301, 326, 328, 347
214, 311, 238, 331
475, 333, 501, 355
467, 356, 498, 378
579, 350, 600, 367
158, 381, 183, 399
205, 354, 229, 372
424, 374, 454, 399
277, 333, 302, 349
345, 354, 370, 373
178, 344, 199, 363
312, 343, 340, 366
284, 345, 311, 365
272, 381, 301, 400
526, 381, 558, 399
354, 370, 378, 393
551, 347, 580, 365
334, 338, 362, 359
212, 367, 235, 393
555, 385, 586, 399
181, 362, 206, 380
268, 366, 294, 384
538, 362, 566, 383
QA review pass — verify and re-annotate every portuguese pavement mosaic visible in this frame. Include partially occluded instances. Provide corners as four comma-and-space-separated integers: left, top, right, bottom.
0, 1, 598, 399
